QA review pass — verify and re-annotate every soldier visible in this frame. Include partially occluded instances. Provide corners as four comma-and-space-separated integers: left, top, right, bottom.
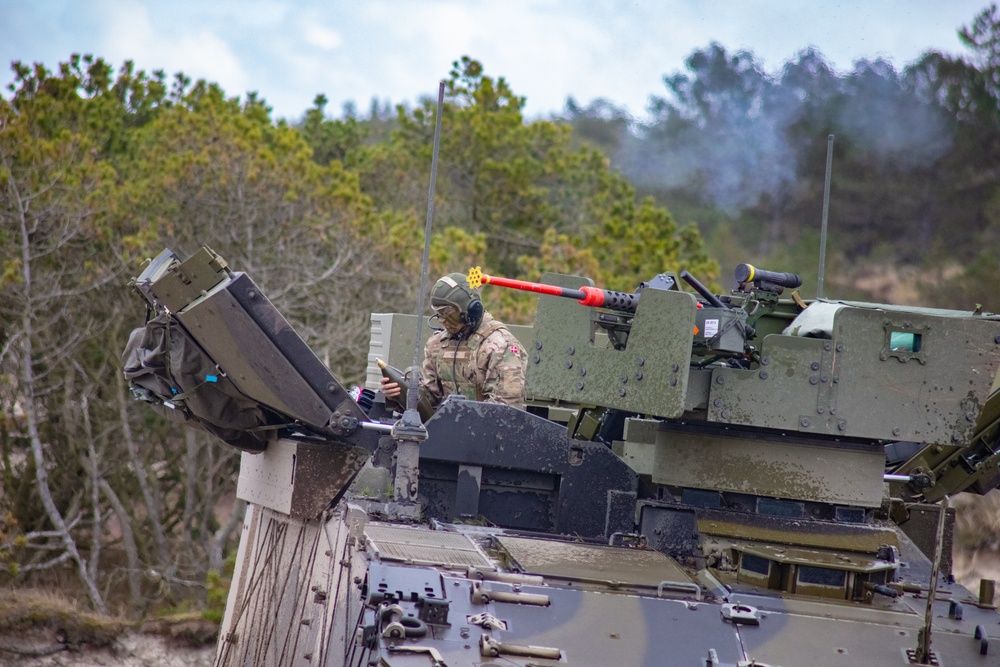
381, 272, 527, 411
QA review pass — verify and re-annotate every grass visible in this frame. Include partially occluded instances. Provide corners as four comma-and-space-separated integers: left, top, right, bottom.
0, 589, 126, 650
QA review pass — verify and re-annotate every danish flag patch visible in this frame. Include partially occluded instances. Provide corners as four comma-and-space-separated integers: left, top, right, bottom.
510, 345, 520, 355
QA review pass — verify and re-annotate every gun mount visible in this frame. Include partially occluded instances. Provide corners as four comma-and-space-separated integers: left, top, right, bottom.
123, 249, 1000, 666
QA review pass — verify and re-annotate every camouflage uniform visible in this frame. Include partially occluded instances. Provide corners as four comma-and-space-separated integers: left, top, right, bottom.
421, 311, 527, 409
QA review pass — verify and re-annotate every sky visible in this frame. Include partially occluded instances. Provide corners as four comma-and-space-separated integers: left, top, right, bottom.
1, 1, 992, 122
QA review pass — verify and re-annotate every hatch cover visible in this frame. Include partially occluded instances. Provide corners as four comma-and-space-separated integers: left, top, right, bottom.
497, 535, 693, 588
365, 524, 492, 569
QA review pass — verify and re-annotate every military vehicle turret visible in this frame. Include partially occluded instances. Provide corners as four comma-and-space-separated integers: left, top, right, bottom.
125, 247, 1000, 667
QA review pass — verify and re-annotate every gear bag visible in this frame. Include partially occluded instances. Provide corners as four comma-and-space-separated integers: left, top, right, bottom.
122, 312, 270, 452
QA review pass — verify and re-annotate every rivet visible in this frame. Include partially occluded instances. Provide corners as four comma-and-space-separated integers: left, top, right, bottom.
759, 371, 768, 380
637, 357, 645, 367
809, 376, 819, 385
811, 362, 820, 371
567, 346, 575, 355
966, 411, 976, 421
565, 360, 573, 369
326, 383, 337, 393
761, 357, 770, 366
836, 343, 845, 352
817, 406, 825, 414
635, 371, 643, 380
880, 352, 888, 361
619, 374, 628, 383
246, 289, 257, 299
838, 421, 847, 431
576, 381, 585, 390
713, 398, 723, 407
820, 374, 829, 383
716, 375, 726, 385
824, 342, 832, 352
619, 388, 627, 397
579, 368, 586, 377
535, 340, 543, 350
721, 409, 731, 419
892, 427, 901, 436
532, 355, 540, 364
671, 363, 679, 372
800, 417, 811, 428
669, 377, 677, 387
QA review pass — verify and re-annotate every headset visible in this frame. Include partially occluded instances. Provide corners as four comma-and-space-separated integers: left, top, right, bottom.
462, 296, 483, 328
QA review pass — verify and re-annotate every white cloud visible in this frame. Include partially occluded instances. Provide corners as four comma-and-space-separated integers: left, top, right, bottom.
95, 0, 250, 96
304, 24, 343, 51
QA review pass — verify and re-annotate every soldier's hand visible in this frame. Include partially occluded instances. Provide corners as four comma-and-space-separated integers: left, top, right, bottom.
380, 376, 401, 399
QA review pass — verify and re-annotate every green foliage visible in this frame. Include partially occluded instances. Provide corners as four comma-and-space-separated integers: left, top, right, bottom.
202, 551, 237, 624
959, 2, 1000, 103
299, 94, 369, 166
305, 57, 715, 324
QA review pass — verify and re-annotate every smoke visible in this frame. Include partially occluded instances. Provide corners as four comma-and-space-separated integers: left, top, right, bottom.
837, 58, 953, 169
615, 47, 953, 214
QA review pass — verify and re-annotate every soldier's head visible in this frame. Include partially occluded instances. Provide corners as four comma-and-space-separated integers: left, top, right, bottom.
431, 273, 483, 336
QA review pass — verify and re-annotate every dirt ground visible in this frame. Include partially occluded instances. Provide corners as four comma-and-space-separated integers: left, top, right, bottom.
1, 631, 215, 667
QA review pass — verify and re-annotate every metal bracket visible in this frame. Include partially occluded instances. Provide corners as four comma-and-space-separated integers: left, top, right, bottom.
656, 580, 702, 601
721, 603, 761, 625
480, 634, 561, 660
470, 580, 550, 606
467, 612, 507, 631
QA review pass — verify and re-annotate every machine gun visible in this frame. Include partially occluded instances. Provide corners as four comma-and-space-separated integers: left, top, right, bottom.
468, 263, 803, 362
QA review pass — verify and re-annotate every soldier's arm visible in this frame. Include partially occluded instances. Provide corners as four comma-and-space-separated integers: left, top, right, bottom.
480, 331, 527, 408
421, 337, 445, 409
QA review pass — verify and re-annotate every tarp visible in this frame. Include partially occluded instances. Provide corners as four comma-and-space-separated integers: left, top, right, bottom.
122, 312, 270, 452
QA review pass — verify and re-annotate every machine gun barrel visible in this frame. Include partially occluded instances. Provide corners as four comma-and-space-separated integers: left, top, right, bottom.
468, 267, 640, 313
680, 271, 727, 309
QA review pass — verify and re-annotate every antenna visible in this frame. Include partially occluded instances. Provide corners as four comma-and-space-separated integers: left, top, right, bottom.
407, 80, 446, 414
817, 134, 834, 299
390, 80, 445, 510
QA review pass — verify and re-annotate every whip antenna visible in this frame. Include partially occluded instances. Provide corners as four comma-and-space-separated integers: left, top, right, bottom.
817, 134, 834, 299
407, 80, 446, 415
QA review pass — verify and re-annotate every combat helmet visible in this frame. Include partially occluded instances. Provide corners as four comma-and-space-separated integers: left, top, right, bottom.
430, 273, 483, 332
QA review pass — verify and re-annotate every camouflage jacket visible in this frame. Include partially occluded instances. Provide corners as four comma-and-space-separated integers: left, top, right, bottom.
421, 312, 527, 409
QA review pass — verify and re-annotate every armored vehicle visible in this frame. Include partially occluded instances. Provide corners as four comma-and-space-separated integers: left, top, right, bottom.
124, 246, 1000, 666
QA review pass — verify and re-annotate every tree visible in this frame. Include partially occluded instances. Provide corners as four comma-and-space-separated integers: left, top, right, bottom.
322, 56, 717, 322
959, 3, 1000, 105
125, 82, 414, 377
0, 60, 133, 614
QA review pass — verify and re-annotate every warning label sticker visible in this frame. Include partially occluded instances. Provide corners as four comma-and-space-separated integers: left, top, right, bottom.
704, 319, 719, 338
